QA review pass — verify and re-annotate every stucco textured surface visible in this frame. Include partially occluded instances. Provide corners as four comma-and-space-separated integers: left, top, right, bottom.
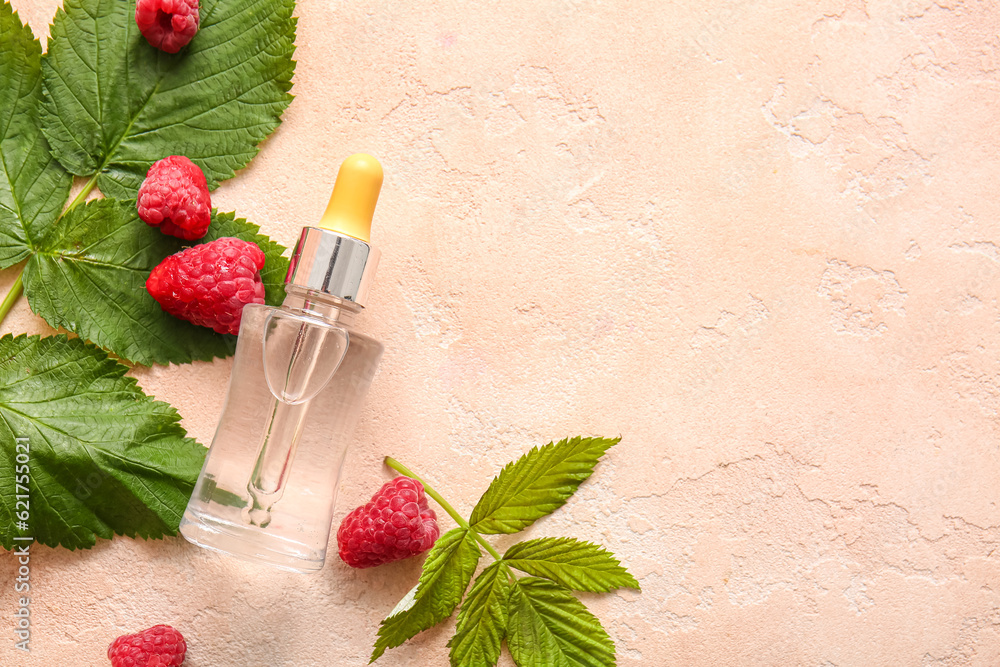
3, 0, 1000, 665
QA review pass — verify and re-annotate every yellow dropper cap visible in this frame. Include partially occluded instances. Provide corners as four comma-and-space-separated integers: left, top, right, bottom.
317, 153, 383, 242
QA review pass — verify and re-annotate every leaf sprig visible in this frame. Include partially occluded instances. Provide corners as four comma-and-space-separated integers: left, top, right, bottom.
0, 0, 296, 547
373, 437, 638, 667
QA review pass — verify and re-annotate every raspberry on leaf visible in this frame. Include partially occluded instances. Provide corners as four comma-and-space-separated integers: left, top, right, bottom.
137, 155, 212, 240
146, 237, 266, 335
337, 476, 441, 568
135, 0, 200, 54
108, 624, 187, 667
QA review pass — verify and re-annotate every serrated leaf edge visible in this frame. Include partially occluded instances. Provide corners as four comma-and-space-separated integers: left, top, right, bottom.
447, 561, 512, 667
506, 577, 616, 667
0, 333, 204, 550
370, 528, 482, 663
502, 537, 640, 593
469, 436, 620, 534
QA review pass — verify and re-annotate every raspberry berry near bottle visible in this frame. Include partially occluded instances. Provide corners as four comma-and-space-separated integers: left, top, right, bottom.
180, 154, 387, 573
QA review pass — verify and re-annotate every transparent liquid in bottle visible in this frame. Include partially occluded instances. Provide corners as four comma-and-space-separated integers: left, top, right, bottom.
180, 288, 383, 572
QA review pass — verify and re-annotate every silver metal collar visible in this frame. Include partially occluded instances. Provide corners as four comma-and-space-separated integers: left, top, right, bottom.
284, 227, 380, 307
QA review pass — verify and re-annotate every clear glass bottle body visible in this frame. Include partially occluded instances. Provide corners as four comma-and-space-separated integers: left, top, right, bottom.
180, 286, 383, 572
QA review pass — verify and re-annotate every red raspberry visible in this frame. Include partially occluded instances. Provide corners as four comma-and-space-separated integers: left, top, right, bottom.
146, 237, 266, 335
135, 0, 199, 54
108, 624, 186, 667
337, 476, 441, 568
137, 156, 211, 241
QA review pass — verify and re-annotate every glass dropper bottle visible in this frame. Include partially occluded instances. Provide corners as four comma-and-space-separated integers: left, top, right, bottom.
180, 154, 386, 572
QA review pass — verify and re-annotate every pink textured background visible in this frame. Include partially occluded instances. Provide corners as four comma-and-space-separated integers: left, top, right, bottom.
3, 0, 1000, 664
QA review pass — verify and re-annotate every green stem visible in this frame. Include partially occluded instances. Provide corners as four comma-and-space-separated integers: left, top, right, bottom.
0, 174, 100, 328
64, 173, 100, 214
0, 271, 24, 326
385, 456, 504, 562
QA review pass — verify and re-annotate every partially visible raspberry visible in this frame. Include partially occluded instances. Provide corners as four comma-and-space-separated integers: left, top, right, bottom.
337, 476, 441, 569
137, 156, 211, 241
146, 237, 266, 335
135, 0, 199, 54
108, 624, 186, 667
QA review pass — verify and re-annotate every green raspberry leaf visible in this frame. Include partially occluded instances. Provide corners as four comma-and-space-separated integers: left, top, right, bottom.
371, 527, 482, 663
40, 0, 296, 199
21, 198, 288, 366
503, 537, 640, 593
470, 436, 619, 535
447, 561, 512, 667
0, 334, 206, 550
506, 577, 616, 667
0, 2, 71, 268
